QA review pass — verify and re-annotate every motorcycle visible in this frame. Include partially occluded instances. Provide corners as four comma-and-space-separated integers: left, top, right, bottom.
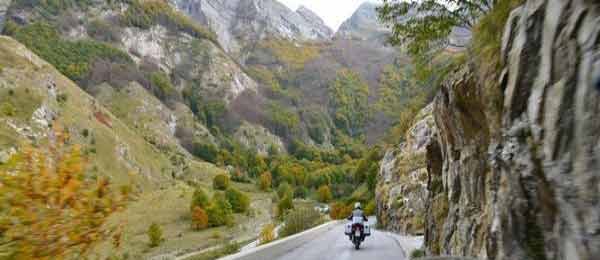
345, 216, 371, 250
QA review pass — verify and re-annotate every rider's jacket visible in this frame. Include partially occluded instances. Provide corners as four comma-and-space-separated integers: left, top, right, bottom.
347, 209, 369, 223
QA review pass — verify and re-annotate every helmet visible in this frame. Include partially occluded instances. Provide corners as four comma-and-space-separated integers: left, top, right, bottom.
354, 202, 361, 209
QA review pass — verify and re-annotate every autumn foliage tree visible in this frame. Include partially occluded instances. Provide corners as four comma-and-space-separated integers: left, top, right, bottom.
0, 130, 128, 259
225, 187, 250, 213
276, 194, 294, 218
213, 174, 230, 190
190, 187, 209, 211
317, 185, 333, 203
259, 172, 272, 191
191, 207, 209, 230
206, 193, 234, 227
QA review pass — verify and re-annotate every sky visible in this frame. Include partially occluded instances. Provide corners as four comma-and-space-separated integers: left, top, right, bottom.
278, 0, 380, 31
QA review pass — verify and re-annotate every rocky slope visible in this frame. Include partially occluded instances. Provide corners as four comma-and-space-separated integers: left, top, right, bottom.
0, 35, 216, 190
377, 0, 600, 259
234, 121, 285, 155
172, 0, 333, 54
0, 29, 272, 260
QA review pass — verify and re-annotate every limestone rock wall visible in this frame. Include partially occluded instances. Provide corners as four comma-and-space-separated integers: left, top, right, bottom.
376, 104, 437, 235
378, 0, 600, 259
427, 0, 600, 259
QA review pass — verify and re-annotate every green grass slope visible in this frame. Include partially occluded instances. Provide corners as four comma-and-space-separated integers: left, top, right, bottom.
0, 36, 274, 259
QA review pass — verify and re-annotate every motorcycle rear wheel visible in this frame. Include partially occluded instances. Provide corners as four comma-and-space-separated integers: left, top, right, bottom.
354, 239, 360, 250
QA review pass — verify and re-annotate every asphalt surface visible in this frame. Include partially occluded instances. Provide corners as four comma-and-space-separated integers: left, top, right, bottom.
274, 219, 407, 260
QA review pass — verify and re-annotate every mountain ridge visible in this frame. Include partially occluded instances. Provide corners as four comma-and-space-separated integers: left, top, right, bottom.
172, 0, 334, 54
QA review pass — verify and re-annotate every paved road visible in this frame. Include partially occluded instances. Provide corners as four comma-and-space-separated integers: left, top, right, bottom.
274, 219, 408, 260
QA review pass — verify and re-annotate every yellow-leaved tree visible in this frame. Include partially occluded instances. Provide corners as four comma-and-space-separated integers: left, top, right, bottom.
0, 129, 129, 259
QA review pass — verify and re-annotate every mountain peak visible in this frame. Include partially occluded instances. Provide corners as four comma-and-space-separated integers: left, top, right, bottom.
295, 5, 333, 37
336, 1, 388, 42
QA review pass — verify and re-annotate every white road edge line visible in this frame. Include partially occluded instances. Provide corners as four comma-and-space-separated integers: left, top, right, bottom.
217, 220, 342, 260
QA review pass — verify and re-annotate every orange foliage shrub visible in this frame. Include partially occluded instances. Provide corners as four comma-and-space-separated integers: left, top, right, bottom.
191, 207, 209, 230
0, 129, 128, 259
329, 202, 353, 220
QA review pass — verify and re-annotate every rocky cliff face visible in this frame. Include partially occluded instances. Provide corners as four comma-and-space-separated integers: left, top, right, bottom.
0, 0, 10, 32
428, 67, 492, 257
335, 2, 389, 42
376, 104, 437, 235
378, 0, 600, 259
172, 0, 333, 53
489, 0, 600, 258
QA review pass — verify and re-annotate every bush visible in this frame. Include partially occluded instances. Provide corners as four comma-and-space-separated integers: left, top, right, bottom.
191, 142, 219, 163
87, 19, 122, 42
213, 174, 230, 190
206, 193, 234, 227
13, 22, 132, 81
410, 249, 425, 259
122, 0, 217, 43
191, 207, 209, 230
0, 131, 128, 258
259, 172, 272, 191
1, 102, 16, 117
317, 185, 333, 203
150, 72, 177, 103
329, 202, 353, 220
364, 200, 376, 216
280, 207, 322, 237
259, 224, 276, 245
225, 187, 250, 213
293, 186, 308, 199
277, 194, 294, 217
190, 187, 209, 211
277, 182, 293, 199
57, 93, 68, 104
147, 223, 163, 248
230, 168, 251, 183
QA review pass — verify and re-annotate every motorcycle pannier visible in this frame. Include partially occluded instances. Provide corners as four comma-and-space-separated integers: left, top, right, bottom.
364, 224, 371, 236
344, 223, 352, 235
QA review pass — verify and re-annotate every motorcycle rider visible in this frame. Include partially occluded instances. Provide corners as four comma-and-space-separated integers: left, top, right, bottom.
347, 202, 369, 240
347, 202, 369, 223
345, 202, 370, 249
